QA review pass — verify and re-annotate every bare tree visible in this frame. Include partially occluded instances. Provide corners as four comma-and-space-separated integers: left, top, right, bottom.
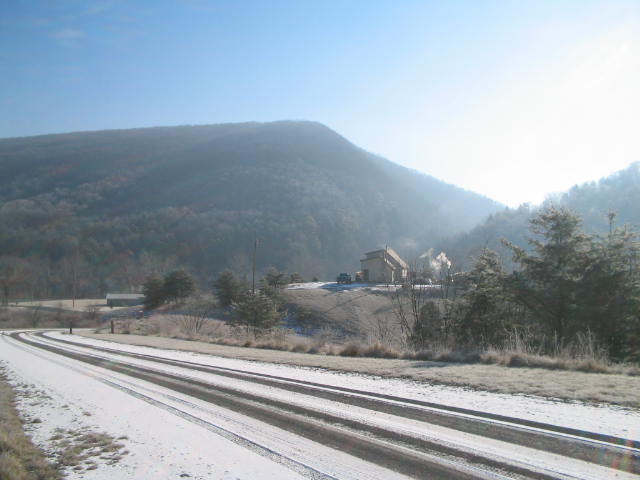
390, 258, 432, 347
177, 295, 216, 337
29, 305, 42, 328
84, 304, 101, 325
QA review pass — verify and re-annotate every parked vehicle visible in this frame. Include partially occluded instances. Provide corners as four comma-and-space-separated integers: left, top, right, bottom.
336, 273, 352, 284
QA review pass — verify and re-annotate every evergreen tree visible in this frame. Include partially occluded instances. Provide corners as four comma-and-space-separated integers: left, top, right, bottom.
232, 291, 283, 334
213, 269, 246, 307
459, 249, 512, 346
142, 275, 166, 309
163, 270, 196, 303
504, 207, 592, 341
579, 214, 640, 358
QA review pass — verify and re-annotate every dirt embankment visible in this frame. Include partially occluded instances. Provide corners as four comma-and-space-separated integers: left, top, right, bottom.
79, 331, 640, 408
283, 287, 397, 339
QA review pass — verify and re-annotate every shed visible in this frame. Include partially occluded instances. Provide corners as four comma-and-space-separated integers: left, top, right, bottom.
106, 293, 144, 308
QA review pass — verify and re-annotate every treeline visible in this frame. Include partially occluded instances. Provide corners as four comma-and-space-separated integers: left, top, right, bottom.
399, 207, 640, 362
140, 266, 301, 335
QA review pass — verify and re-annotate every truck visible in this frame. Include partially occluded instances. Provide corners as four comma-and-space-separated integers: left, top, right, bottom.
336, 273, 352, 284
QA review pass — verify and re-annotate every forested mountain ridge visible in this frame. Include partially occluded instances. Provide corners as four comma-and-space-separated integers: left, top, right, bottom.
443, 162, 640, 269
0, 121, 501, 299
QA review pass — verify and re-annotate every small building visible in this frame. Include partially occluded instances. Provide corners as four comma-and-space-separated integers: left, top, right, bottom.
106, 293, 145, 308
360, 247, 408, 284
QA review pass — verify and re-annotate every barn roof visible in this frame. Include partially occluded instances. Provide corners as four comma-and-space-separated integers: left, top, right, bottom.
106, 293, 144, 300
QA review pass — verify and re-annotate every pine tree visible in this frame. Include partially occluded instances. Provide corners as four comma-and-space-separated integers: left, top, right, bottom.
232, 291, 283, 334
504, 207, 592, 341
213, 270, 246, 307
459, 249, 512, 346
163, 270, 196, 303
142, 275, 166, 309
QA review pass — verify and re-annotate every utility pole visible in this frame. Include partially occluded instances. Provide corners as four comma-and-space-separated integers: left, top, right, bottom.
72, 245, 79, 309
252, 233, 258, 295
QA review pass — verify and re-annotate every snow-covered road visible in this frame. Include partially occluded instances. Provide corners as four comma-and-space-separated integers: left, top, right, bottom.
1, 329, 639, 479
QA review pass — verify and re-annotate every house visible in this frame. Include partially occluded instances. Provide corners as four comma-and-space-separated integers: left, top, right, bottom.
360, 247, 408, 284
106, 293, 145, 308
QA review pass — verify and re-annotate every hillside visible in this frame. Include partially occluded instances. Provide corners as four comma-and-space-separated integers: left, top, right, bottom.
0, 121, 501, 299
442, 162, 640, 269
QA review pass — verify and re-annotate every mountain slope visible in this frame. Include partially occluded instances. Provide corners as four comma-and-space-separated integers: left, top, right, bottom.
442, 162, 640, 269
0, 121, 501, 297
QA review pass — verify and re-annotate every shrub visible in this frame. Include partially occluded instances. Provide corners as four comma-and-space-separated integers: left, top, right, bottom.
363, 343, 399, 359
339, 343, 362, 357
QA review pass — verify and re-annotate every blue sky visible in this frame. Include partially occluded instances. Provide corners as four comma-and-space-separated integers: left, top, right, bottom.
1, 0, 639, 206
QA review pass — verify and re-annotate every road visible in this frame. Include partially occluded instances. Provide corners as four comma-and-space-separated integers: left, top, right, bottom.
2, 330, 639, 479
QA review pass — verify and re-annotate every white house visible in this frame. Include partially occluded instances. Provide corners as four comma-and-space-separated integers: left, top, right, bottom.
360, 247, 408, 283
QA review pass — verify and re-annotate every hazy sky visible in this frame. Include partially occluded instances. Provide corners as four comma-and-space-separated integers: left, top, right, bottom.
2, 0, 639, 206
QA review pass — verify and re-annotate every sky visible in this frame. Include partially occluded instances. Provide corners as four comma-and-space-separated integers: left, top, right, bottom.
1, 0, 639, 207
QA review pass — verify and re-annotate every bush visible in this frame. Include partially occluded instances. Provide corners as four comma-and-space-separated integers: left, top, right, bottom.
363, 343, 399, 359
339, 343, 362, 357
290, 343, 310, 353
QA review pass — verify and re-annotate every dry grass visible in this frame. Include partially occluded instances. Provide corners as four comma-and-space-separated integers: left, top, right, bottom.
282, 287, 397, 339
0, 306, 95, 330
14, 299, 115, 313
116, 313, 636, 376
80, 331, 640, 407
0, 367, 60, 480
50, 428, 127, 470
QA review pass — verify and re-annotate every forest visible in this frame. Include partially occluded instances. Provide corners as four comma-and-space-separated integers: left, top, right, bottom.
0, 121, 500, 300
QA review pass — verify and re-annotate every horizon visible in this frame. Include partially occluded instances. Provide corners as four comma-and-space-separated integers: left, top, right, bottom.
2, 0, 639, 206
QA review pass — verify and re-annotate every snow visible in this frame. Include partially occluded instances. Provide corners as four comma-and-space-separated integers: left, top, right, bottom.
0, 332, 409, 480
43, 330, 640, 442
2, 329, 640, 480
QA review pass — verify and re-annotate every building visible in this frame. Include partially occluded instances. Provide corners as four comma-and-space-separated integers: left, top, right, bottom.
106, 293, 145, 308
360, 247, 408, 284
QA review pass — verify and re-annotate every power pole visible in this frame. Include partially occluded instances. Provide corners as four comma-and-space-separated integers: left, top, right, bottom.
72, 245, 79, 309
252, 234, 258, 295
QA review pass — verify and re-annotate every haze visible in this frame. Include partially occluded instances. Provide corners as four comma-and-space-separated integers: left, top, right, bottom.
1, 0, 639, 206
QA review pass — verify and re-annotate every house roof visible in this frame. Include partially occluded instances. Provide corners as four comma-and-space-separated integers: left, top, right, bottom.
361, 247, 408, 269
106, 293, 144, 300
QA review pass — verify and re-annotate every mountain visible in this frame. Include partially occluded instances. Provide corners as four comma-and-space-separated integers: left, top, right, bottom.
442, 162, 640, 269
0, 121, 501, 298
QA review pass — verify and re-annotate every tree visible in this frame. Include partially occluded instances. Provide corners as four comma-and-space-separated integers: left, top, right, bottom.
411, 300, 440, 349
231, 291, 283, 334
163, 270, 196, 303
260, 267, 288, 304
289, 272, 304, 284
0, 256, 32, 305
177, 295, 216, 337
459, 249, 514, 346
578, 214, 640, 359
504, 207, 592, 342
390, 258, 437, 348
142, 275, 166, 309
264, 267, 288, 289
213, 270, 245, 307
